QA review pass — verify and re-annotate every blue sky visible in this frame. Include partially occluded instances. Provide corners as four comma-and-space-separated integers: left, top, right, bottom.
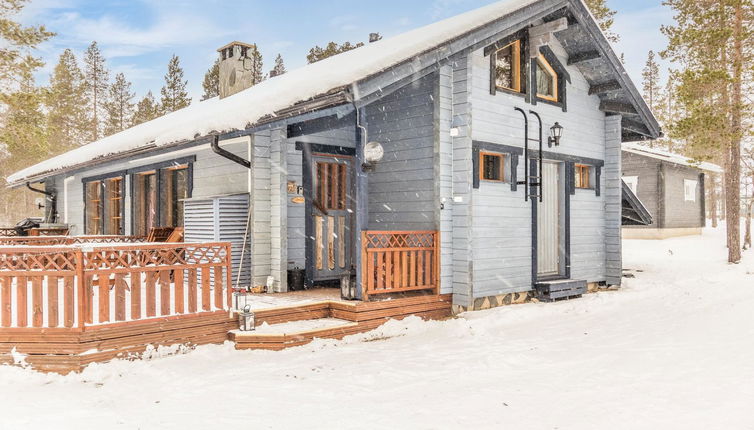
20, 0, 674, 101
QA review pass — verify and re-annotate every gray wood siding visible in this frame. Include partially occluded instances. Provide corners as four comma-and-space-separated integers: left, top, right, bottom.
621, 151, 660, 227
49, 140, 250, 236
437, 64, 454, 295
252, 130, 272, 287
285, 124, 356, 271
451, 54, 474, 306
468, 38, 609, 298
662, 163, 705, 228
604, 115, 622, 285
365, 73, 438, 231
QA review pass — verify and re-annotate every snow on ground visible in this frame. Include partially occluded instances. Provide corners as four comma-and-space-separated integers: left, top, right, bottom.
1, 227, 753, 429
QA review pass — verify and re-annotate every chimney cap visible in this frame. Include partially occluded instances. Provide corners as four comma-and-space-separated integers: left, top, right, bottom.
217, 41, 256, 53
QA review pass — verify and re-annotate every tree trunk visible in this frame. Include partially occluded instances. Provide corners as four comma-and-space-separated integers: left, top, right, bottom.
726, 2, 743, 263
745, 200, 752, 251
710, 174, 719, 228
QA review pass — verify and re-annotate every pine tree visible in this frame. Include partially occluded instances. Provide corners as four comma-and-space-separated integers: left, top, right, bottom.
269, 54, 286, 78
83, 41, 109, 142
160, 54, 191, 113
104, 72, 135, 136
131, 91, 160, 126
307, 41, 365, 63
662, 0, 753, 263
641, 50, 661, 118
201, 59, 219, 100
583, 0, 620, 43
247, 44, 265, 85
45, 49, 87, 150
0, 0, 54, 89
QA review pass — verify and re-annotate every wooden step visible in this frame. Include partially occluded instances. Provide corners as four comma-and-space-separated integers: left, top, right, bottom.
535, 279, 587, 302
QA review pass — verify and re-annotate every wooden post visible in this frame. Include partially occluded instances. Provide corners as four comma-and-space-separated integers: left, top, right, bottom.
361, 231, 369, 301
75, 249, 86, 330
225, 243, 232, 309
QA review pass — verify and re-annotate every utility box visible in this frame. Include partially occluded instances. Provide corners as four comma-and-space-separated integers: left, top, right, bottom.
183, 193, 252, 289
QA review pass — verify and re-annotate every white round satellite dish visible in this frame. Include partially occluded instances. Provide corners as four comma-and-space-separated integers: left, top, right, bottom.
364, 141, 384, 163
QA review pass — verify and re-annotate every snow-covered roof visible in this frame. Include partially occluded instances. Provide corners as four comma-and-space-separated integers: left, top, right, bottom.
9, 0, 542, 185
622, 142, 723, 174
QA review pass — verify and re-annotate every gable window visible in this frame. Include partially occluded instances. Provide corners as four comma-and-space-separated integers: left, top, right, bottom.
480, 152, 505, 182
494, 40, 522, 93
684, 179, 697, 202
84, 175, 125, 235
536, 54, 558, 102
132, 162, 192, 237
575, 164, 591, 189
623, 176, 638, 194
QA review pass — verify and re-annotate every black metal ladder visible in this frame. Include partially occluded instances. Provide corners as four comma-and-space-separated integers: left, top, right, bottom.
514, 108, 544, 202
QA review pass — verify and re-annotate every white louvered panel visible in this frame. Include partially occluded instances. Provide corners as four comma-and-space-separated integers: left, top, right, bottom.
184, 194, 252, 288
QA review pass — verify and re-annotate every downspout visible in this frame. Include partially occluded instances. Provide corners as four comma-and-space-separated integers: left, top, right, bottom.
26, 182, 57, 223
346, 88, 367, 300
210, 134, 253, 293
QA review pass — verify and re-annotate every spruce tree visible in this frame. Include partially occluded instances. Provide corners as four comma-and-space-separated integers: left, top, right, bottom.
160, 54, 191, 113
46, 49, 87, 150
269, 54, 286, 78
247, 44, 265, 85
662, 0, 752, 263
307, 41, 364, 63
583, 0, 620, 43
641, 50, 661, 118
0, 0, 54, 89
132, 91, 160, 126
201, 59, 219, 100
104, 72, 135, 136
83, 41, 109, 141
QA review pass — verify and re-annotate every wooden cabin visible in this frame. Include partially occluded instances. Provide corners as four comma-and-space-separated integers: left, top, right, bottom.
7, 0, 660, 318
622, 143, 721, 239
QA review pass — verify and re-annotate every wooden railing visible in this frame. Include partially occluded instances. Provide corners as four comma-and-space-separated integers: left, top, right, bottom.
361, 231, 440, 299
0, 242, 231, 329
0, 235, 146, 246
0, 228, 19, 237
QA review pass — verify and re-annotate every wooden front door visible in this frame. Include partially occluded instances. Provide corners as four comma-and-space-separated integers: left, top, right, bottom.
537, 161, 562, 278
309, 155, 353, 282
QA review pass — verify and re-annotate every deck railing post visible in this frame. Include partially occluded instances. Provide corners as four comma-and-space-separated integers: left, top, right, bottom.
434, 231, 441, 295
361, 230, 369, 301
75, 248, 86, 330
225, 243, 232, 310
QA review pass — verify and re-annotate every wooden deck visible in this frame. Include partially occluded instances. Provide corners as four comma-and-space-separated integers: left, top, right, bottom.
231, 293, 452, 351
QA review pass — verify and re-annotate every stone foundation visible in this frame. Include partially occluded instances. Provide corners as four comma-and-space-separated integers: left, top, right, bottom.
451, 282, 606, 314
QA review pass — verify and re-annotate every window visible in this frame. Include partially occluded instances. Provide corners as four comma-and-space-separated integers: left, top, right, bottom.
684, 179, 698, 202
85, 181, 103, 235
85, 176, 124, 235
160, 165, 189, 228
316, 161, 347, 210
536, 54, 558, 102
575, 164, 591, 189
494, 40, 522, 92
480, 152, 505, 182
134, 171, 157, 237
623, 176, 638, 194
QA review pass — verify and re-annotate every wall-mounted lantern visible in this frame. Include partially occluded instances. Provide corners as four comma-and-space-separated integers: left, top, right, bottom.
363, 141, 384, 171
549, 122, 563, 147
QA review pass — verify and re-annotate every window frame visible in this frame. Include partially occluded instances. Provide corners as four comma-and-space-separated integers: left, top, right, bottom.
494, 40, 522, 93
129, 156, 195, 236
684, 179, 698, 202
535, 54, 558, 103
479, 151, 506, 183
574, 164, 591, 189
82, 173, 126, 236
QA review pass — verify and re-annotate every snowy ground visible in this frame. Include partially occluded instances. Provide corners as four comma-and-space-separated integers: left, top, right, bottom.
1, 227, 753, 429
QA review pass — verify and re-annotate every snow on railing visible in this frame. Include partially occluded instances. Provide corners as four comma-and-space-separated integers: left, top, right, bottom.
0, 242, 232, 330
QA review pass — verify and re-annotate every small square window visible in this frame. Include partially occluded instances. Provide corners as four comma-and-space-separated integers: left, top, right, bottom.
495, 40, 522, 93
575, 164, 591, 189
480, 152, 505, 182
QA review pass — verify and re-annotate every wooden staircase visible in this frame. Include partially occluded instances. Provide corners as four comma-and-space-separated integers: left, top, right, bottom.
230, 294, 452, 350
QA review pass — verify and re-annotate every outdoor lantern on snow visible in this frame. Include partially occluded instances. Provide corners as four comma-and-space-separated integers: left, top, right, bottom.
549, 122, 563, 147
238, 304, 255, 331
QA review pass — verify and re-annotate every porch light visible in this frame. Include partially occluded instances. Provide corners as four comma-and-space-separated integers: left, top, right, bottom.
363, 141, 384, 172
549, 122, 563, 147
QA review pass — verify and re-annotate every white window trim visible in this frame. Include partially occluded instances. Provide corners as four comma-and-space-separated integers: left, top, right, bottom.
623, 176, 638, 194
684, 179, 698, 202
